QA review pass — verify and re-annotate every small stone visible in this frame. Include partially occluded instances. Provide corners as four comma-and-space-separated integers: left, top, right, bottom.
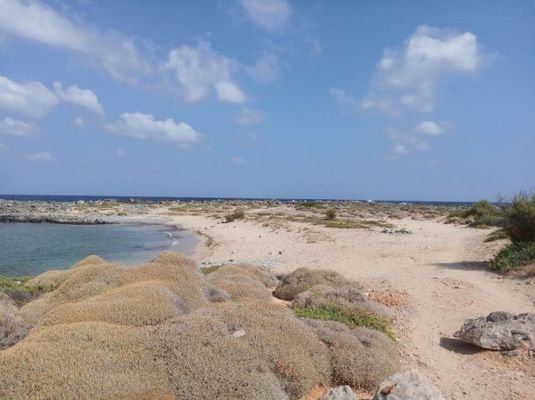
321, 385, 357, 400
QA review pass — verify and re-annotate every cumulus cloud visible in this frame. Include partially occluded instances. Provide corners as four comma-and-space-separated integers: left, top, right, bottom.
329, 88, 360, 114
24, 152, 52, 162
246, 50, 282, 82
0, 75, 103, 118
415, 120, 445, 136
365, 25, 486, 113
164, 40, 245, 104
0, 75, 58, 118
237, 0, 292, 33
0, 0, 149, 83
105, 112, 200, 145
234, 107, 264, 126
0, 116, 37, 136
54, 82, 104, 115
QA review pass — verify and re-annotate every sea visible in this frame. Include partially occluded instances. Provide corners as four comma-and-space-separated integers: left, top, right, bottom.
0, 222, 198, 277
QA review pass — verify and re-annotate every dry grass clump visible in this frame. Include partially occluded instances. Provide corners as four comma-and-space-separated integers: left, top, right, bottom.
273, 268, 352, 300
21, 252, 209, 327
0, 293, 29, 349
208, 264, 278, 302
27, 269, 72, 288
293, 285, 392, 320
72, 254, 106, 268
0, 322, 170, 399
152, 302, 331, 399
2, 253, 399, 399
40, 280, 190, 327
304, 319, 398, 391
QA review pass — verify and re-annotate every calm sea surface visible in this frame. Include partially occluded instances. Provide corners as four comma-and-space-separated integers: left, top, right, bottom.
0, 223, 198, 277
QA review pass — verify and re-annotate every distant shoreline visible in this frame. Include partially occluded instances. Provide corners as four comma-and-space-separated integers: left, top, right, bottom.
0, 194, 475, 207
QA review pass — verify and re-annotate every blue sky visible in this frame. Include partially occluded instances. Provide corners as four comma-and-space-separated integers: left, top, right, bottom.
0, 0, 533, 201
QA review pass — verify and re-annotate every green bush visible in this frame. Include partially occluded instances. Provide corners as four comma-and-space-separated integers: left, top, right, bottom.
490, 242, 535, 273
325, 208, 337, 220
449, 200, 505, 227
293, 304, 393, 339
224, 209, 245, 223
0, 276, 56, 306
505, 194, 535, 243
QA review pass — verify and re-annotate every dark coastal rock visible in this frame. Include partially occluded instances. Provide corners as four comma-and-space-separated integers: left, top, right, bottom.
373, 370, 444, 400
322, 385, 357, 400
454, 312, 535, 350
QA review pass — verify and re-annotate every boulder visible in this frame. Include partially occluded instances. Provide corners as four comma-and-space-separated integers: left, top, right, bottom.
454, 312, 535, 350
374, 370, 444, 400
322, 385, 357, 400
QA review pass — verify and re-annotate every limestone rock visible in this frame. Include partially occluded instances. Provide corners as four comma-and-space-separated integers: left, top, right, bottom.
454, 312, 535, 350
374, 370, 444, 400
322, 385, 357, 400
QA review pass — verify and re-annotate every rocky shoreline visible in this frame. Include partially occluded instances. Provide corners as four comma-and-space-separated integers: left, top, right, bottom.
0, 200, 108, 225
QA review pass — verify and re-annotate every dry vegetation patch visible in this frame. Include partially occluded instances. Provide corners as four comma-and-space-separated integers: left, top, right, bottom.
0, 254, 399, 399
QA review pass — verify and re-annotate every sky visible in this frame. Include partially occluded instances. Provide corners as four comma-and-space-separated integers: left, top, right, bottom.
0, 0, 534, 201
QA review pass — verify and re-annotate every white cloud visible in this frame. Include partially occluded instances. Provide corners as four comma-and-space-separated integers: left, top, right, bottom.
73, 116, 84, 127
0, 75, 58, 117
234, 107, 265, 126
54, 82, 104, 115
392, 143, 407, 156
0, 116, 36, 136
329, 88, 360, 114
415, 120, 445, 136
366, 25, 486, 112
0, 75, 103, 118
0, 0, 149, 83
0, 142, 7, 150
238, 0, 292, 33
24, 152, 52, 162
105, 112, 200, 145
246, 51, 281, 82
164, 40, 245, 104
116, 148, 126, 158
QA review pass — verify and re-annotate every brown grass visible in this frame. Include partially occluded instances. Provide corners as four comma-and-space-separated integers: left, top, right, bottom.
304, 319, 398, 391
208, 264, 278, 302
273, 268, 353, 300
1, 253, 398, 399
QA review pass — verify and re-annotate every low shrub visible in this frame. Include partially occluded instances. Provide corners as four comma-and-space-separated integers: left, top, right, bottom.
0, 293, 29, 349
448, 200, 504, 227
273, 268, 352, 301
304, 319, 398, 390
224, 209, 245, 223
505, 193, 535, 243
293, 304, 393, 338
325, 208, 337, 220
490, 242, 535, 273
0, 275, 56, 306
484, 228, 509, 243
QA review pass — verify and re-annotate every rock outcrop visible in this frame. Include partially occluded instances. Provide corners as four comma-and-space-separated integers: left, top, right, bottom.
322, 385, 357, 400
373, 370, 444, 400
454, 312, 535, 350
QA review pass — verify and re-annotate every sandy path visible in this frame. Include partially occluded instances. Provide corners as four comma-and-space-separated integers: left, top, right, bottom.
164, 213, 534, 399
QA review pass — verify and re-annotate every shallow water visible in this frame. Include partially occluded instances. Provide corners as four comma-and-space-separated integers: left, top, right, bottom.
0, 222, 198, 277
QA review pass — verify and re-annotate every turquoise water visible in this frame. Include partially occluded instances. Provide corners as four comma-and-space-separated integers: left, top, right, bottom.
0, 223, 198, 277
